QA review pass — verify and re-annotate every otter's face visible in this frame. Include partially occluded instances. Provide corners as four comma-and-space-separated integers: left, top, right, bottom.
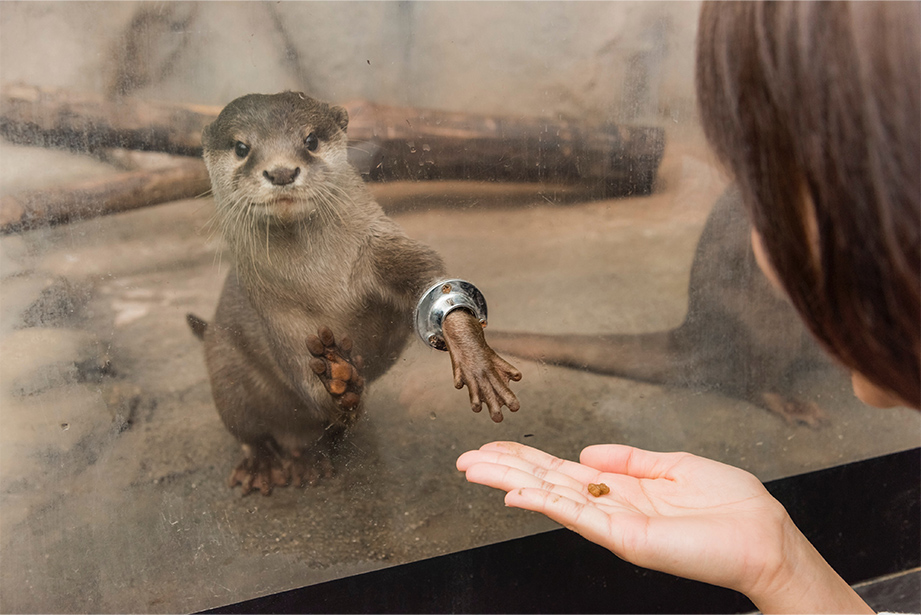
202, 92, 350, 222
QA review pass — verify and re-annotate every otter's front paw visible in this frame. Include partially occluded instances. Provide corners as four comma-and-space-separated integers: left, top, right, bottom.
442, 310, 522, 423
306, 326, 365, 415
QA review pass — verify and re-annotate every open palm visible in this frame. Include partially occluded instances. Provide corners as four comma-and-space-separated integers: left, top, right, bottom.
457, 441, 796, 597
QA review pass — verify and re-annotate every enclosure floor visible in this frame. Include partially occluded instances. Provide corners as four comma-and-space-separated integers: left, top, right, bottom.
1, 137, 918, 613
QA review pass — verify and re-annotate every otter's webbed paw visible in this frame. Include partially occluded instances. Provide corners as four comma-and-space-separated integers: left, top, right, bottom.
306, 326, 365, 417
442, 310, 522, 423
761, 392, 827, 427
228, 445, 289, 496
228, 441, 338, 496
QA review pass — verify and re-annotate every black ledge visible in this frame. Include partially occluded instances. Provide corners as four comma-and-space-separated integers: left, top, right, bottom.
203, 447, 920, 614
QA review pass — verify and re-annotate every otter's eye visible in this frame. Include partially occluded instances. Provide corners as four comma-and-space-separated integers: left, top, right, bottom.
304, 133, 319, 152
234, 141, 250, 158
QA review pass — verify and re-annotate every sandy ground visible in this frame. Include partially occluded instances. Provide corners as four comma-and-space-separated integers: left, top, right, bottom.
1, 136, 918, 613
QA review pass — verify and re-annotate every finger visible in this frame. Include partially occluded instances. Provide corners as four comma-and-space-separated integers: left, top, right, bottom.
457, 446, 525, 471
464, 462, 589, 504
479, 380, 504, 422
504, 487, 613, 541
493, 355, 522, 382
460, 451, 588, 494
446, 349, 464, 389
503, 388, 520, 412
580, 444, 690, 479
456, 449, 479, 471
470, 442, 603, 485
467, 382, 483, 413
457, 447, 528, 471
452, 362, 465, 390
488, 370, 520, 412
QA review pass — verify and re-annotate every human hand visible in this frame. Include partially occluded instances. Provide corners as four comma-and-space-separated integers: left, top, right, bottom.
442, 311, 522, 422
457, 442, 871, 613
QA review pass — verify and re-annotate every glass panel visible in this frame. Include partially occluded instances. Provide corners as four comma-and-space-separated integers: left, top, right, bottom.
1, 2, 917, 612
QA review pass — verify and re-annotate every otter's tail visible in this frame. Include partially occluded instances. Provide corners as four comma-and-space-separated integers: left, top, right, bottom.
486, 329, 695, 386
186, 313, 208, 341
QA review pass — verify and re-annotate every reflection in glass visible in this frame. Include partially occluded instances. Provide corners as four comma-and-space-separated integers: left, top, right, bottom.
0, 2, 917, 612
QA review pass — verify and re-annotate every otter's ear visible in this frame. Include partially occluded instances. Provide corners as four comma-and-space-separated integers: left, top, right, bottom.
201, 122, 214, 150
331, 105, 349, 132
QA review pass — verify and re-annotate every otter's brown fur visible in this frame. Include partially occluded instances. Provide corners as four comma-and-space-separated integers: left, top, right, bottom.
193, 92, 520, 495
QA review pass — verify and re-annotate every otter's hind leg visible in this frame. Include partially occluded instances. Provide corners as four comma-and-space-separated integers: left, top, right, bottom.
306, 326, 365, 425
229, 426, 346, 495
228, 441, 290, 496
205, 322, 326, 496
228, 429, 345, 495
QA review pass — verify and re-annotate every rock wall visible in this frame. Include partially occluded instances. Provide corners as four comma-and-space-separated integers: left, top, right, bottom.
0, 1, 701, 125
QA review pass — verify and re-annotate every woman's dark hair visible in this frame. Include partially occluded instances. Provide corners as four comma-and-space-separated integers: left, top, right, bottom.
696, 1, 920, 406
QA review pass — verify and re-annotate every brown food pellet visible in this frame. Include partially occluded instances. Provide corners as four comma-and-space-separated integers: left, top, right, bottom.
587, 483, 610, 497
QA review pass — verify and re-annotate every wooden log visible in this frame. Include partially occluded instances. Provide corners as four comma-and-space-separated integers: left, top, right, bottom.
1, 84, 664, 195
0, 84, 219, 156
0, 85, 666, 233
0, 157, 209, 233
345, 100, 665, 196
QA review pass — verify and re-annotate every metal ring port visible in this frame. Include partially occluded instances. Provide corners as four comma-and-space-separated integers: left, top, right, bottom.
414, 279, 488, 350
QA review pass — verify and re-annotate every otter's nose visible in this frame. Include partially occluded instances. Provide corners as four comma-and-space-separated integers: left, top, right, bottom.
263, 166, 301, 186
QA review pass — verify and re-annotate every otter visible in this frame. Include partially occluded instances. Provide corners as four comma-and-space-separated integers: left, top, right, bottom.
487, 188, 831, 426
189, 92, 521, 496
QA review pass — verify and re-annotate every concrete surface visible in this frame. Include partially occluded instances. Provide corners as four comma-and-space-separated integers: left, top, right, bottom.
1, 134, 919, 613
